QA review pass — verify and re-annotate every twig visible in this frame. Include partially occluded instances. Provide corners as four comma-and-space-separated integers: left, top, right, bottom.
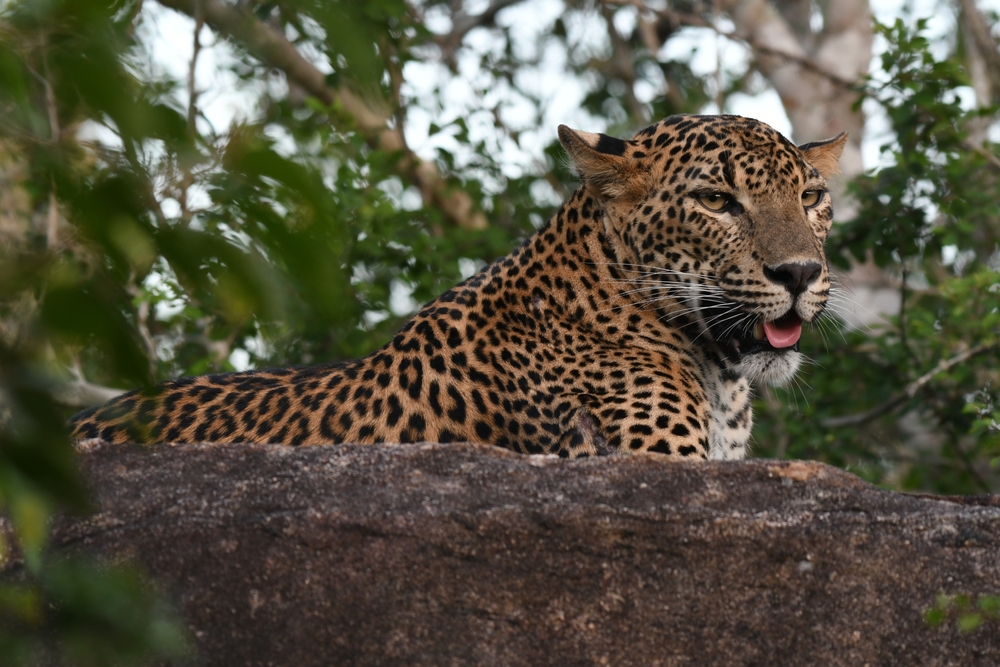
155, 0, 487, 230
179, 0, 204, 226
186, 0, 204, 136
181, 327, 241, 366
749, 42, 856, 89
946, 432, 992, 493
433, 0, 523, 59
870, 449, 997, 492
822, 341, 999, 428
119, 138, 171, 229
41, 32, 60, 248
962, 139, 1000, 172
125, 277, 160, 378
610, 0, 856, 89
53, 377, 127, 408
53, 357, 127, 408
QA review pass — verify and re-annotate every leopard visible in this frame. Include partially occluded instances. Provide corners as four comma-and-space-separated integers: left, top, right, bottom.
70, 114, 847, 460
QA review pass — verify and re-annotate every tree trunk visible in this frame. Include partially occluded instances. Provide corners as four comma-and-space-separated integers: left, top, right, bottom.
724, 0, 871, 197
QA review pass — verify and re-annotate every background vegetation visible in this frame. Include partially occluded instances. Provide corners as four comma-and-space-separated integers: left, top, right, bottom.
0, 0, 998, 662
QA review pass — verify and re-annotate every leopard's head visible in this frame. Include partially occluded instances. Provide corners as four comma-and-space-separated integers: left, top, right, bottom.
559, 114, 847, 385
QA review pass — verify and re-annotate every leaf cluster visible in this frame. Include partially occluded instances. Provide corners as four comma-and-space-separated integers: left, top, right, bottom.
925, 592, 1000, 634
753, 18, 1000, 493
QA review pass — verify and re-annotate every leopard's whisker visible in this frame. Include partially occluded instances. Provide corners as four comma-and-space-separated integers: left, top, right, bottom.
718, 313, 755, 343
824, 285, 890, 330
593, 261, 721, 282
687, 306, 746, 346
656, 304, 716, 324
812, 310, 845, 348
594, 290, 712, 314
788, 371, 813, 411
611, 284, 719, 300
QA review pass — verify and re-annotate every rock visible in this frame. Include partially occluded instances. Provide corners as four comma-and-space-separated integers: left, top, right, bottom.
20, 442, 1000, 665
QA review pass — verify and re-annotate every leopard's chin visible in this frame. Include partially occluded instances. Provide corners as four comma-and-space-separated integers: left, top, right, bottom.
724, 330, 801, 360
734, 349, 803, 386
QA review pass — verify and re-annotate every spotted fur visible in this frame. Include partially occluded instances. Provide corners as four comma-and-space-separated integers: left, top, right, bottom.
71, 115, 846, 460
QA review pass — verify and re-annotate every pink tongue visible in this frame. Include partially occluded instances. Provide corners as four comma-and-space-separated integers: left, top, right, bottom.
763, 317, 803, 348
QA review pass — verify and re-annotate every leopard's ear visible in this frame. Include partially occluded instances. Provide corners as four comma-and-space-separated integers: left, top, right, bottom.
798, 132, 848, 179
558, 125, 647, 199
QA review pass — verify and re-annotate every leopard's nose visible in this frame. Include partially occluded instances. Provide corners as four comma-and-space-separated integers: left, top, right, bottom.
764, 261, 822, 295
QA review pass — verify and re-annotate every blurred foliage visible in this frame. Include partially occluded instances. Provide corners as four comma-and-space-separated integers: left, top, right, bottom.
0, 558, 189, 665
925, 592, 1000, 634
753, 18, 1000, 493
0, 0, 999, 661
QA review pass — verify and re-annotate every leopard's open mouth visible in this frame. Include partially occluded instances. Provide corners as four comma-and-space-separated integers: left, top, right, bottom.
724, 311, 802, 360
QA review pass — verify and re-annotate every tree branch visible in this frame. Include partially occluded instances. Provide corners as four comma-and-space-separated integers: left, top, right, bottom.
962, 139, 1000, 172
821, 342, 999, 428
186, 0, 204, 135
154, 0, 487, 231
433, 0, 523, 61
41, 33, 61, 248
179, 0, 204, 227
125, 278, 159, 378
613, 1, 857, 89
52, 376, 126, 409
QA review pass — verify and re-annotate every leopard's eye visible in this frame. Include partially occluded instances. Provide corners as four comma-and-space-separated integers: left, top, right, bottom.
697, 193, 732, 212
802, 190, 824, 208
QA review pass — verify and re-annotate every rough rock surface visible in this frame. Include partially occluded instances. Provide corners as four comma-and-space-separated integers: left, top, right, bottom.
22, 442, 1000, 665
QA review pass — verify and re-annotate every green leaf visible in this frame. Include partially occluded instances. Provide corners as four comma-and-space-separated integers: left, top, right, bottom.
957, 612, 983, 634
924, 607, 946, 628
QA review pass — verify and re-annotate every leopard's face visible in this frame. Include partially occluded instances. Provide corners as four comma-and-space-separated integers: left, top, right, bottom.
560, 114, 847, 386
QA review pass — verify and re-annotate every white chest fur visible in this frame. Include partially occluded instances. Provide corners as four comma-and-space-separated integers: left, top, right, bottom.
705, 367, 753, 460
